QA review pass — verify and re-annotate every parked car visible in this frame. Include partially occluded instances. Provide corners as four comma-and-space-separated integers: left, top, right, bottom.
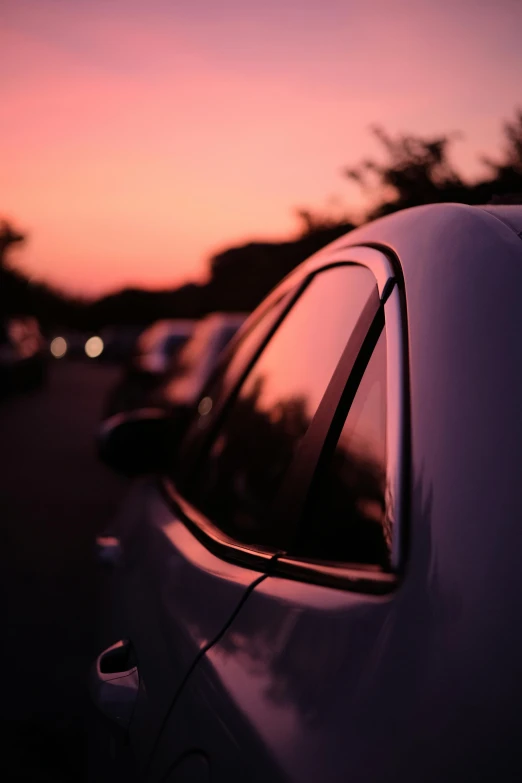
99, 312, 246, 463
103, 319, 196, 417
132, 319, 196, 376
91, 204, 522, 783
156, 312, 247, 410
0, 316, 47, 394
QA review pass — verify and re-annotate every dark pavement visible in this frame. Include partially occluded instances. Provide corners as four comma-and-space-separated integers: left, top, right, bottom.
0, 360, 128, 781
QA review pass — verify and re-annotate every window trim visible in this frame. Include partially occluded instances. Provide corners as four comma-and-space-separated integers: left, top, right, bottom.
278, 244, 395, 302
161, 246, 408, 592
383, 284, 408, 573
160, 479, 280, 566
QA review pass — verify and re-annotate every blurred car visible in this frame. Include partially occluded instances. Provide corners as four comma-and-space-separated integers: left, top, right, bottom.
103, 319, 196, 416
155, 312, 247, 411
132, 319, 196, 376
97, 312, 246, 476
91, 204, 522, 782
102, 313, 245, 426
0, 316, 47, 394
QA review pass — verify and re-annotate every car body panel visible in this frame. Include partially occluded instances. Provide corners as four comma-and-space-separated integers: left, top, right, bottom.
105, 478, 268, 771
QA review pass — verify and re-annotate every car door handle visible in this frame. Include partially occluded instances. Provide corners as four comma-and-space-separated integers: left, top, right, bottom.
90, 639, 139, 730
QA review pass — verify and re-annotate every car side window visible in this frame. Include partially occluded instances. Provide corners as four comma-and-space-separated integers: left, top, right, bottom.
295, 327, 390, 570
175, 292, 293, 475
186, 265, 379, 550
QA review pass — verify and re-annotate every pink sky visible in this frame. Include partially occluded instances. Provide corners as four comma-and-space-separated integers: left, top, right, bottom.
2, 0, 521, 296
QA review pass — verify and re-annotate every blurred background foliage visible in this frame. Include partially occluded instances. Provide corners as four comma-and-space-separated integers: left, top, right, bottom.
2, 109, 522, 333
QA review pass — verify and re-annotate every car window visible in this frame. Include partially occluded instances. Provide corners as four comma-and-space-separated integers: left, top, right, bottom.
166, 320, 215, 382
175, 292, 295, 468
295, 327, 389, 570
186, 265, 378, 550
163, 319, 245, 408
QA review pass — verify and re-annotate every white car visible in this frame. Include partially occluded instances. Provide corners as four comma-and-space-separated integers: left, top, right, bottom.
92, 204, 522, 783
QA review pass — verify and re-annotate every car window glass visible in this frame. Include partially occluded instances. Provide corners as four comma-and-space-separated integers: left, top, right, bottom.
295, 328, 389, 569
166, 320, 215, 383
176, 292, 294, 460
163, 318, 246, 409
188, 265, 378, 550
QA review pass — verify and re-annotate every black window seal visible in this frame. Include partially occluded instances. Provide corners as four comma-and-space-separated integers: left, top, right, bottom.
159, 475, 397, 595
271, 553, 397, 595
159, 478, 281, 572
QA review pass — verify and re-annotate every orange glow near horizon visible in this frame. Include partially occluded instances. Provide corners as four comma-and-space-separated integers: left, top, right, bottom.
2, 0, 521, 296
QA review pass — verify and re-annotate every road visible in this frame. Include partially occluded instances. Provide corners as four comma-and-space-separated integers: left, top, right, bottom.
0, 360, 128, 781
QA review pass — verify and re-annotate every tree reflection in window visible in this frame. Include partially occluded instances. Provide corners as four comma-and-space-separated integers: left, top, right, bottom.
191, 265, 378, 550
201, 379, 309, 547
297, 328, 390, 570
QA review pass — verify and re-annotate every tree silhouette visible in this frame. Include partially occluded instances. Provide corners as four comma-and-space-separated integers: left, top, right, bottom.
343, 126, 468, 218
0, 219, 84, 332
479, 108, 522, 203
0, 221, 25, 268
2, 110, 522, 331
340, 109, 522, 220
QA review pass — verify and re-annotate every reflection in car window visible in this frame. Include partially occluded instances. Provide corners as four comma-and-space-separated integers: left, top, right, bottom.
178, 294, 292, 454
296, 328, 389, 569
189, 265, 378, 550
162, 315, 246, 408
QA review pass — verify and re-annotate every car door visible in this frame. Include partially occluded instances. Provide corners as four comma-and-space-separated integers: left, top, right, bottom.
93, 256, 385, 774
142, 247, 402, 782
92, 291, 300, 773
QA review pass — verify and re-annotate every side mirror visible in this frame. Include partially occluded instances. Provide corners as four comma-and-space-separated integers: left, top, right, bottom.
97, 407, 188, 477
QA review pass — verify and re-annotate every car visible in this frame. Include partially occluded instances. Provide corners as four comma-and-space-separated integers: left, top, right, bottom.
91, 203, 522, 783
99, 312, 247, 464
102, 319, 196, 417
154, 312, 247, 411
0, 315, 47, 394
132, 319, 196, 376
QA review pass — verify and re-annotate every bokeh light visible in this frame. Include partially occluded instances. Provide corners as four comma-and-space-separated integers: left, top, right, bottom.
85, 336, 104, 359
50, 336, 67, 359
198, 396, 213, 416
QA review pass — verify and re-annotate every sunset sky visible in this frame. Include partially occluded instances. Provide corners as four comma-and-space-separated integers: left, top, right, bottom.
2, 0, 521, 297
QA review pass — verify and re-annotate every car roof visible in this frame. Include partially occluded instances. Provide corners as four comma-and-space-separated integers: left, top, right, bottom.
478, 205, 522, 238
299, 203, 522, 277
198, 312, 249, 329
250, 204, 522, 331
138, 318, 196, 350
140, 319, 196, 339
